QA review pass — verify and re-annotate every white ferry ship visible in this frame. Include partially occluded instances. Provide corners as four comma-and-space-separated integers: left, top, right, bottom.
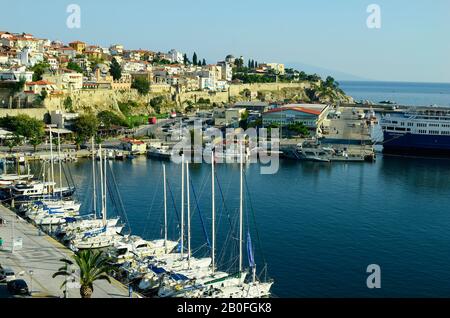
380, 107, 450, 153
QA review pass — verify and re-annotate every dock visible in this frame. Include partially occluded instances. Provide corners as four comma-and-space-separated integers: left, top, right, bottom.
0, 205, 138, 298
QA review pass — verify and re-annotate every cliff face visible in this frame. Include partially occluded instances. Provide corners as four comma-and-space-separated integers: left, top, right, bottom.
229, 82, 353, 105
41, 82, 353, 116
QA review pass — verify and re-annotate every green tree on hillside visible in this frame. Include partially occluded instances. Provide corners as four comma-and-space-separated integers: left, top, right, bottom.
30, 61, 50, 81
11, 77, 26, 94
63, 96, 74, 112
131, 77, 150, 95
183, 54, 189, 65
192, 52, 198, 66
109, 57, 122, 80
97, 110, 127, 129
72, 114, 99, 149
149, 96, 165, 114
67, 61, 83, 73
235, 57, 244, 68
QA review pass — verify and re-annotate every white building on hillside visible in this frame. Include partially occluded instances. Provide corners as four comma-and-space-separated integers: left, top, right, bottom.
168, 49, 183, 64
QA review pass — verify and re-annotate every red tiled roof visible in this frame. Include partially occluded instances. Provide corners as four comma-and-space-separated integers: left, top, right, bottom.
264, 107, 322, 116
26, 80, 55, 86
58, 46, 75, 51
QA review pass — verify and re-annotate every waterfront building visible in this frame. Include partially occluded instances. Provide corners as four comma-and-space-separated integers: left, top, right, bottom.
214, 108, 246, 127
121, 138, 147, 153
234, 101, 270, 113
262, 104, 329, 131
50, 110, 80, 130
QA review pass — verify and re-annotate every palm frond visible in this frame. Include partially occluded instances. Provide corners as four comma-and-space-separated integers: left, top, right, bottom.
52, 271, 71, 278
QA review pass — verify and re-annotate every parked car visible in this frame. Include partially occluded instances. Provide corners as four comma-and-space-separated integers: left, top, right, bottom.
0, 268, 16, 282
7, 279, 29, 296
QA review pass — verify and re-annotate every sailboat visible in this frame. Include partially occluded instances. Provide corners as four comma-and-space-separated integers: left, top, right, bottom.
157, 150, 245, 298
202, 143, 273, 298
110, 164, 178, 265
57, 138, 120, 238
22, 130, 80, 225
138, 156, 212, 293
70, 144, 123, 251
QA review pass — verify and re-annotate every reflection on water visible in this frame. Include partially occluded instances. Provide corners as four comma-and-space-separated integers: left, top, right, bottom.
380, 154, 450, 192
11, 154, 450, 297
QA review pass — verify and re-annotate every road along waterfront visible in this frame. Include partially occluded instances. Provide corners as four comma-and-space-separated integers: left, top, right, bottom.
0, 204, 138, 298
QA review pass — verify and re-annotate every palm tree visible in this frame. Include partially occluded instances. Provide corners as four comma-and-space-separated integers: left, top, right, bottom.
4, 133, 23, 153
29, 135, 43, 152
52, 250, 113, 298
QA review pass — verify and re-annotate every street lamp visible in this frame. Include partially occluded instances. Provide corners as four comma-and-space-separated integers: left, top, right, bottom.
29, 270, 34, 296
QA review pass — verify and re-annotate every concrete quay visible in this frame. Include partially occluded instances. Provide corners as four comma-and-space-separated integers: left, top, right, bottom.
0, 205, 137, 298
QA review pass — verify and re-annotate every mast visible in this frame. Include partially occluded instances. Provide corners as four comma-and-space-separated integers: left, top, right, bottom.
180, 153, 185, 259
42, 161, 46, 195
57, 131, 63, 199
239, 142, 243, 276
103, 148, 107, 226
98, 145, 105, 227
211, 150, 215, 274
91, 137, 96, 219
49, 126, 55, 195
186, 160, 191, 268
163, 163, 167, 252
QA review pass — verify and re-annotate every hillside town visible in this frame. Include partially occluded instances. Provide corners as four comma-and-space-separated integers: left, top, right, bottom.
0, 30, 314, 104
0, 29, 373, 165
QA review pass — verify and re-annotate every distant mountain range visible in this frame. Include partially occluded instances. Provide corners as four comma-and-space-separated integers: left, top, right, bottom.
286, 62, 371, 82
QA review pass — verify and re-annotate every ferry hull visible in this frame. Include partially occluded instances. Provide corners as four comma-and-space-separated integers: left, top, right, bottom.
383, 131, 450, 155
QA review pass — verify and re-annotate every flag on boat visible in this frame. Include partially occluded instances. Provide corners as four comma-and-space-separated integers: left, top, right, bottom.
247, 230, 255, 268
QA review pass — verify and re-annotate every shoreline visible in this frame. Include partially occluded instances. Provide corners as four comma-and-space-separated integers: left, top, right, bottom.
0, 204, 139, 298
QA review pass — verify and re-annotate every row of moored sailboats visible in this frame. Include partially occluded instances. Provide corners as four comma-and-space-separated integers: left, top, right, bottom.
8, 129, 273, 298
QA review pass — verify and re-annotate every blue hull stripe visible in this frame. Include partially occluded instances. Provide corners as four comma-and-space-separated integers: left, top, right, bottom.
383, 131, 450, 151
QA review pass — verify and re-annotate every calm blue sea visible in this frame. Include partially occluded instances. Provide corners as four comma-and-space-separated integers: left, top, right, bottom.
35, 81, 450, 298
341, 81, 450, 107
55, 155, 450, 298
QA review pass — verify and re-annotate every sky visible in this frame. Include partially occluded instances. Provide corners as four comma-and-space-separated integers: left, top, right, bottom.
2, 0, 450, 83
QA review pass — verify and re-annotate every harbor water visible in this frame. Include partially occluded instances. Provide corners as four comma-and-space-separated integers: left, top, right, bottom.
341, 81, 450, 107
29, 154, 450, 298
20, 81, 450, 297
